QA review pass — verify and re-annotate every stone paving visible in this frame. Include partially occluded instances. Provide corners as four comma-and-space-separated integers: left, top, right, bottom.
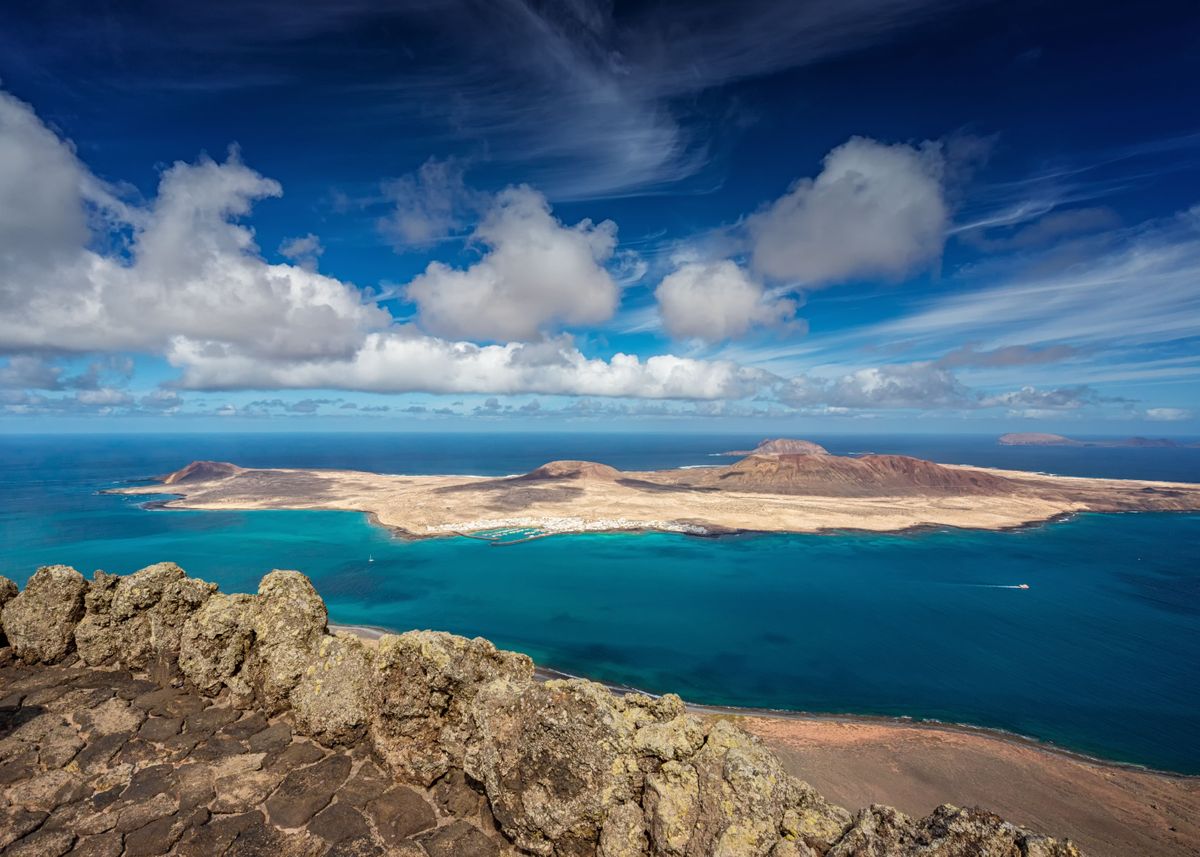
0, 654, 509, 856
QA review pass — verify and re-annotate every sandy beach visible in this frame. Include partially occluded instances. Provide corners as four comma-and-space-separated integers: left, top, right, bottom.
742, 715, 1200, 857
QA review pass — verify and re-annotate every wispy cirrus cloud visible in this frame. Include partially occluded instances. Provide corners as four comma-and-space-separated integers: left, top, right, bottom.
0, 0, 981, 199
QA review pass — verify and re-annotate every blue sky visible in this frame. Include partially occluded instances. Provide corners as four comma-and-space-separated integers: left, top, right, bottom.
1, 0, 1198, 433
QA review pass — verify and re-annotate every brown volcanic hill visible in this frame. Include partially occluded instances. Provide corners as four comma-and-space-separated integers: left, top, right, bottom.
723, 438, 829, 456
697, 453, 1016, 497
521, 460, 621, 481
752, 438, 830, 455
161, 460, 243, 485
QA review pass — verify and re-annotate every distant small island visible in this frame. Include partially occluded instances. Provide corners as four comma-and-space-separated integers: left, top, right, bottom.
111, 439, 1200, 540
999, 433, 1198, 448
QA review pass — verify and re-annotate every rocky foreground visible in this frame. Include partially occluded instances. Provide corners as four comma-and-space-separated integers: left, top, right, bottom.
0, 564, 1083, 856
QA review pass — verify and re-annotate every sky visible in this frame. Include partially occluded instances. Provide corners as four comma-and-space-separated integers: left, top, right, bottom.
1, 0, 1198, 434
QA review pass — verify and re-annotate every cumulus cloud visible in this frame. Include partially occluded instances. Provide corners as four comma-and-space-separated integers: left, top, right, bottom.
1, 89, 768, 403
748, 137, 948, 286
139, 389, 182, 411
169, 331, 771, 399
405, 186, 622, 341
1145, 407, 1193, 421
979, 385, 1117, 411
0, 355, 133, 391
655, 260, 799, 342
780, 362, 972, 410
378, 158, 480, 249
0, 90, 391, 360
278, 233, 324, 270
0, 356, 66, 389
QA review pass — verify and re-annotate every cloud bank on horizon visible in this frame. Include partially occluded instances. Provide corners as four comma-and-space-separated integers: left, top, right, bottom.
0, 0, 1197, 430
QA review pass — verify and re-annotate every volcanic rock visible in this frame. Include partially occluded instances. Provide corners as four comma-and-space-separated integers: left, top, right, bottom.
371, 630, 534, 785
162, 460, 243, 484
2, 565, 87, 663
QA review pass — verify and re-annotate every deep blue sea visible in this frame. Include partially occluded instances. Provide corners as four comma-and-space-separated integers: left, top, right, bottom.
2, 433, 1198, 773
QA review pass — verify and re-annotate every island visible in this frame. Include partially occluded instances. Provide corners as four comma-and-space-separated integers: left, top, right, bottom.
111, 439, 1200, 540
998, 432, 1198, 447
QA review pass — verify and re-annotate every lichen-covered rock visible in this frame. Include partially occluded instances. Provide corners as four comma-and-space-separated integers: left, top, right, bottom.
644, 720, 849, 857
623, 694, 706, 763
826, 803, 1082, 857
372, 630, 534, 785
598, 801, 649, 857
0, 575, 18, 647
179, 593, 257, 700
465, 678, 641, 856
74, 571, 121, 663
243, 570, 328, 713
151, 573, 218, 659
291, 634, 375, 745
2, 565, 87, 663
75, 563, 216, 669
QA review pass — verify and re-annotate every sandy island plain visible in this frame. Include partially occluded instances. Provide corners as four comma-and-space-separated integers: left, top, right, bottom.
111, 440, 1200, 539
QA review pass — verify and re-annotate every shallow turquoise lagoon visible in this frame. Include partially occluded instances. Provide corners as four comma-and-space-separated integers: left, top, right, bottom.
2, 433, 1198, 773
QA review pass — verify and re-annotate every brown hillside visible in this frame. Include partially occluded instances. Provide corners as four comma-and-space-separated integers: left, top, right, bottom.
696, 453, 1016, 497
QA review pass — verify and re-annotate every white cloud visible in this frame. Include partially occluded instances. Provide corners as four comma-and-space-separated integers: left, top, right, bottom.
278, 233, 324, 270
0, 356, 65, 390
781, 362, 971, 410
0, 90, 93, 274
980, 385, 1111, 411
168, 330, 771, 399
0, 89, 391, 361
0, 355, 133, 391
4, 88, 758, 403
655, 260, 798, 342
1145, 407, 1193, 421
75, 388, 134, 407
378, 158, 480, 249
748, 136, 948, 286
405, 185, 622, 341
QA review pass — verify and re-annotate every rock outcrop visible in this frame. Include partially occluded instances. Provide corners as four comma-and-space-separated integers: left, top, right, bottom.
74, 562, 217, 671
0, 563, 1085, 857
373, 630, 534, 785
0, 575, 17, 647
2, 565, 87, 663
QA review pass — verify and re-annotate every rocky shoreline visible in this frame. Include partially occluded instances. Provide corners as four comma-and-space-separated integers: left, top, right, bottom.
1, 563, 1084, 856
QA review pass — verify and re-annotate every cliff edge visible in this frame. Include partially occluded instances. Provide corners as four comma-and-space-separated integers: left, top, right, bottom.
0, 564, 1083, 857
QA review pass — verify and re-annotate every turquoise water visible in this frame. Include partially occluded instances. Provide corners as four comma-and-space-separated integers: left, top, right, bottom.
2, 433, 1198, 773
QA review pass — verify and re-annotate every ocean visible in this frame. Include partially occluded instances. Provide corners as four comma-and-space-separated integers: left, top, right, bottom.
2, 432, 1198, 773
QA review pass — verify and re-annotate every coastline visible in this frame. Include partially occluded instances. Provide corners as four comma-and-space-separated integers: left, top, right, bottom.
129, 490, 1194, 548
328, 623, 1190, 779
328, 623, 1200, 857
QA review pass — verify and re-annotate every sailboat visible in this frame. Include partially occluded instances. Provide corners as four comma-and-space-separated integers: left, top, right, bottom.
368, 554, 375, 563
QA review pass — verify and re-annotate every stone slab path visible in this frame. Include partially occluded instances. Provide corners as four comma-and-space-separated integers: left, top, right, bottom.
0, 656, 510, 856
